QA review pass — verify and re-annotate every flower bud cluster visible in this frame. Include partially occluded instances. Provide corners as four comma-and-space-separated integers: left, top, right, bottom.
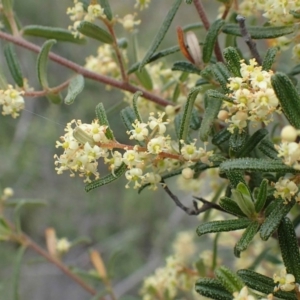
134, 0, 151, 10
0, 85, 24, 118
66, 0, 106, 37
221, 59, 280, 133
55, 112, 214, 190
275, 140, 300, 170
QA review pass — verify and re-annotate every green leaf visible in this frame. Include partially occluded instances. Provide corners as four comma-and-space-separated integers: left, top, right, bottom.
99, 0, 112, 20
77, 21, 113, 44
127, 45, 180, 74
95, 103, 115, 140
288, 64, 300, 76
64, 74, 84, 105
262, 47, 279, 71
255, 179, 268, 213
223, 46, 242, 77
229, 129, 248, 153
196, 218, 251, 236
234, 221, 260, 257
237, 269, 297, 300
22, 25, 86, 44
36, 39, 56, 88
260, 199, 295, 241
278, 217, 300, 282
178, 86, 202, 145
290, 9, 300, 18
195, 278, 233, 300
85, 163, 127, 192
212, 127, 231, 147
258, 139, 279, 159
4, 44, 23, 87
220, 158, 297, 174
211, 62, 231, 93
171, 61, 201, 74
205, 90, 234, 103
215, 266, 244, 294
132, 91, 143, 123
202, 19, 225, 63
271, 72, 300, 129
226, 170, 246, 188
219, 196, 246, 217
173, 72, 189, 102
231, 182, 256, 218
139, 0, 182, 70
199, 92, 222, 141
13, 246, 27, 300
236, 128, 268, 158
135, 68, 153, 90
222, 24, 294, 39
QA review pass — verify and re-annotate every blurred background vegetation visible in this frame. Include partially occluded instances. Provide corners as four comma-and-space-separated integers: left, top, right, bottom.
0, 1, 230, 299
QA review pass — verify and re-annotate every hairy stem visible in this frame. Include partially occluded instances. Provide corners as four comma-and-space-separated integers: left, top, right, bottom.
0, 31, 172, 107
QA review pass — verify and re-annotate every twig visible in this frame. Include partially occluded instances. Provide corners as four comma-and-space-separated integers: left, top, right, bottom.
162, 181, 226, 215
193, 0, 224, 63
0, 31, 172, 107
236, 15, 263, 65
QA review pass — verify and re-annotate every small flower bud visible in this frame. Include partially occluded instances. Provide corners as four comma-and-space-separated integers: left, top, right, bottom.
281, 125, 298, 142
165, 105, 176, 116
186, 31, 202, 66
3, 187, 14, 198
218, 110, 229, 121
56, 238, 71, 254
181, 167, 194, 179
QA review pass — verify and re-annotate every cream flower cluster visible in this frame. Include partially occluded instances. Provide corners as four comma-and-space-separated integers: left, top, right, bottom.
233, 286, 273, 300
54, 112, 213, 190
273, 177, 300, 204
134, 0, 151, 10
0, 85, 24, 118
221, 59, 280, 133
141, 231, 198, 300
117, 14, 141, 32
66, 0, 105, 37
54, 119, 109, 183
85, 44, 127, 78
276, 140, 300, 170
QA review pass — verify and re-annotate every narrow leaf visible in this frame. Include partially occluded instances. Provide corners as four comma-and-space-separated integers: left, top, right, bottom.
260, 199, 295, 241
212, 127, 231, 146
171, 61, 201, 74
85, 163, 127, 192
127, 45, 180, 74
132, 91, 143, 123
229, 129, 248, 153
220, 158, 297, 174
215, 266, 244, 294
236, 128, 268, 158
135, 68, 153, 90
196, 218, 251, 236
226, 170, 246, 188
234, 221, 260, 257
139, 0, 182, 70
13, 246, 27, 300
211, 62, 231, 93
223, 46, 242, 77
237, 269, 297, 300
262, 47, 279, 71
95, 103, 115, 140
258, 139, 279, 159
22, 25, 86, 44
271, 72, 300, 129
179, 86, 202, 145
77, 21, 113, 44
255, 179, 268, 213
4, 44, 23, 87
200, 93, 222, 141
222, 24, 294, 39
37, 39, 56, 88
64, 74, 84, 105
99, 0, 112, 20
219, 196, 246, 217
195, 278, 233, 300
278, 217, 300, 282
202, 19, 225, 63
205, 89, 234, 103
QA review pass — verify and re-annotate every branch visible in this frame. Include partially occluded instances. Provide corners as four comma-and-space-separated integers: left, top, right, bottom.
162, 181, 226, 215
236, 15, 263, 65
0, 31, 172, 107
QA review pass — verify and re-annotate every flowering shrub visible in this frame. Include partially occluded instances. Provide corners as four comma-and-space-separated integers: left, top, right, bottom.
3, 0, 300, 299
